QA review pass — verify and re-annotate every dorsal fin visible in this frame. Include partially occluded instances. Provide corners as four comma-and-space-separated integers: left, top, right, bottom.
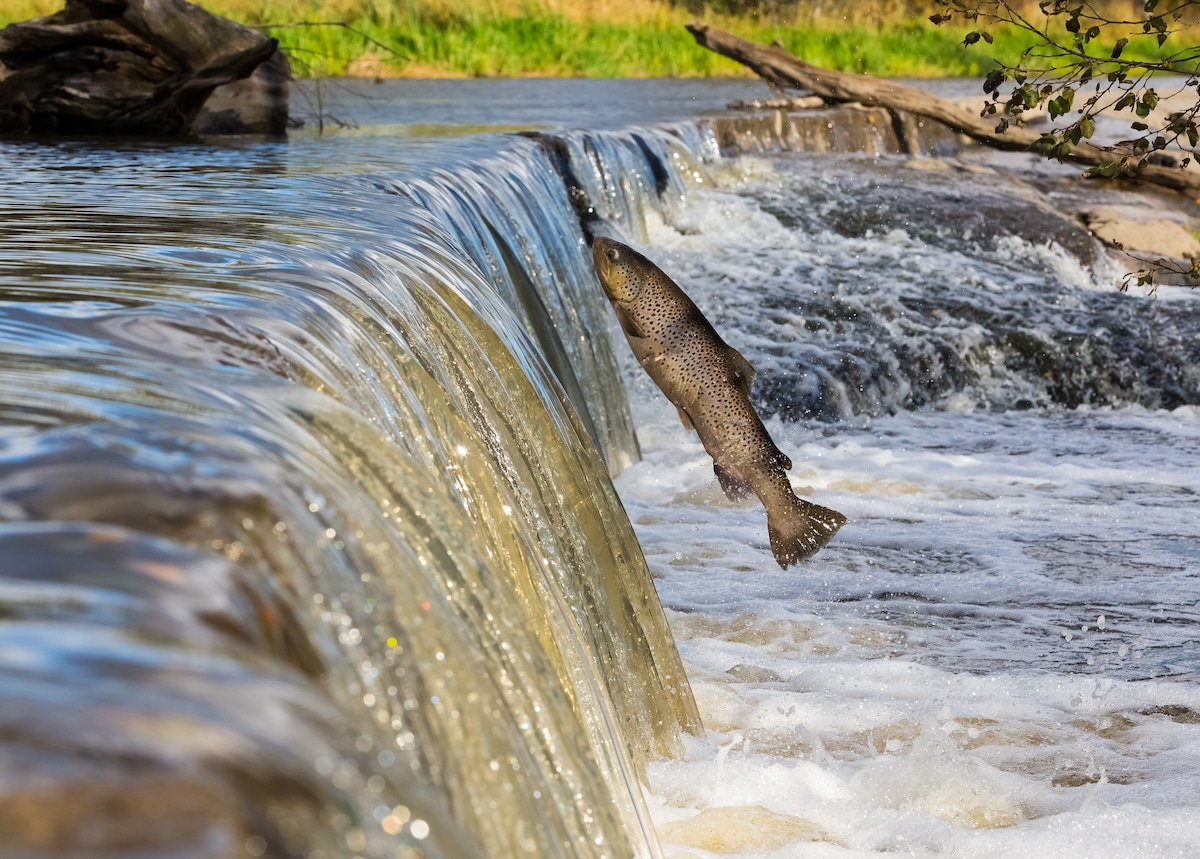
727, 345, 756, 397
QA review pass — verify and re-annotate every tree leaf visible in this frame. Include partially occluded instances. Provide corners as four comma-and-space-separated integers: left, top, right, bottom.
1111, 38, 1128, 59
1087, 161, 1123, 178
1080, 115, 1095, 138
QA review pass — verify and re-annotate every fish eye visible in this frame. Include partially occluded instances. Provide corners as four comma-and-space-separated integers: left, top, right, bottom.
606, 248, 619, 261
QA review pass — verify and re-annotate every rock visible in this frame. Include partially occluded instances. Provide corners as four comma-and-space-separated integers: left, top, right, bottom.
1079, 205, 1200, 260
0, 0, 279, 136
193, 49, 290, 136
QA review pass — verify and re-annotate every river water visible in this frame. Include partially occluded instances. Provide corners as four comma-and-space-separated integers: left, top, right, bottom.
1, 79, 1198, 858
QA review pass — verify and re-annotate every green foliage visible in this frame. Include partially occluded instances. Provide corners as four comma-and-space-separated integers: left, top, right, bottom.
254, 13, 1127, 80
931, 1, 1200, 289
5, 1, 1195, 82
932, 1, 1200, 175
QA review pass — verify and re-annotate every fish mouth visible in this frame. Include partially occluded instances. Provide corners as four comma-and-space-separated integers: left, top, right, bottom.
591, 238, 616, 298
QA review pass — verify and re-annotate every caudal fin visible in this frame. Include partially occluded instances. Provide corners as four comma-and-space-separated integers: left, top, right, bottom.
767, 498, 847, 568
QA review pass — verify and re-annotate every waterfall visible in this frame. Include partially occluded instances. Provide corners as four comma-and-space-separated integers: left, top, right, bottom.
5, 92, 1196, 859
0, 129, 708, 858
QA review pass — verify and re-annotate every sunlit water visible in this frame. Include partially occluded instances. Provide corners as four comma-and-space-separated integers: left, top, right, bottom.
1, 79, 1198, 858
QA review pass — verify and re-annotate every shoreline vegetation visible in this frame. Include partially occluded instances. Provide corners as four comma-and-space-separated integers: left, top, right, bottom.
3, 1, 1195, 79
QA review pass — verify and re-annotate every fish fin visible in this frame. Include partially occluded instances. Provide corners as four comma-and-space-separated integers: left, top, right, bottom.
727, 345, 756, 397
775, 450, 793, 471
614, 304, 644, 339
676, 405, 694, 432
714, 462, 753, 501
767, 498, 847, 568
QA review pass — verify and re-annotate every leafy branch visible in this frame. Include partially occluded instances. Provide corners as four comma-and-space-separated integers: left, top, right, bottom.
931, 1, 1200, 179
932, 1, 1200, 288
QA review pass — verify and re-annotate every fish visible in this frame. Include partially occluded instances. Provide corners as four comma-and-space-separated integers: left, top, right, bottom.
592, 236, 846, 567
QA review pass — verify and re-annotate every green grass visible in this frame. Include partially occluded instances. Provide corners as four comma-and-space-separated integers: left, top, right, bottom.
219, 14, 1200, 80
238, 15, 1063, 79
3, 1, 1198, 80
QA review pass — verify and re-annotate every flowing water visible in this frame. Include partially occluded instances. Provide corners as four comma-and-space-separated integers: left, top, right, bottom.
1, 79, 1198, 859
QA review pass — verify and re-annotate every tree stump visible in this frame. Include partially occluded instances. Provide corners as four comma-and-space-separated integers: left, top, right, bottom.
0, 0, 280, 136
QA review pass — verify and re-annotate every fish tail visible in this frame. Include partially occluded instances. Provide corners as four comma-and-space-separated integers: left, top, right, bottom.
767, 497, 847, 568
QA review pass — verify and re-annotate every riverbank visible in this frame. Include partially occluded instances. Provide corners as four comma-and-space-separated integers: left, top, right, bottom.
3, 0, 1192, 79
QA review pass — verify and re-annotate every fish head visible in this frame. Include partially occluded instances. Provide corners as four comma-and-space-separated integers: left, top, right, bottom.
592, 237, 648, 305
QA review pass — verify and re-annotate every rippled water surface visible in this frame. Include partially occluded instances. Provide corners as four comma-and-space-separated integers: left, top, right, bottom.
2, 78, 1199, 859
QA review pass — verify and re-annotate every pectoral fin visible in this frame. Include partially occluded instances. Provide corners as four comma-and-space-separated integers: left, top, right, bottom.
614, 304, 644, 339
727, 345, 756, 397
714, 461, 752, 501
675, 405, 694, 432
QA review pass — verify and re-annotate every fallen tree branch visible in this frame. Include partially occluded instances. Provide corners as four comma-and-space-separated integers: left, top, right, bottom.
686, 22, 1200, 198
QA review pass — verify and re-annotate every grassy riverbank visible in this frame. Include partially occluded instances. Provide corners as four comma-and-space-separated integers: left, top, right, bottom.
3, 0, 1194, 79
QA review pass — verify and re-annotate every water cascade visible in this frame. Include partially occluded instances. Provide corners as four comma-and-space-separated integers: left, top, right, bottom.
3, 90, 1199, 859
0, 131, 704, 859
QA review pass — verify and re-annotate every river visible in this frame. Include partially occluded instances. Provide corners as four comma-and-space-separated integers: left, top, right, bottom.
1, 78, 1198, 858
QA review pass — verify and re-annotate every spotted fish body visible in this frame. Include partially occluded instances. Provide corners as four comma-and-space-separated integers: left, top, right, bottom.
592, 237, 846, 567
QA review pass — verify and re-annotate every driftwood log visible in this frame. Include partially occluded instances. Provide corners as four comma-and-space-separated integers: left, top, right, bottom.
0, 0, 280, 136
687, 22, 1200, 198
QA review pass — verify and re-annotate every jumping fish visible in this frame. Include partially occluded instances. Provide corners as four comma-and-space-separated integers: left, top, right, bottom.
592, 237, 846, 567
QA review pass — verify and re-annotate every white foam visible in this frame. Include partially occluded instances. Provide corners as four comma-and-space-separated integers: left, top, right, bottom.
626, 407, 1200, 857
614, 152, 1200, 858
